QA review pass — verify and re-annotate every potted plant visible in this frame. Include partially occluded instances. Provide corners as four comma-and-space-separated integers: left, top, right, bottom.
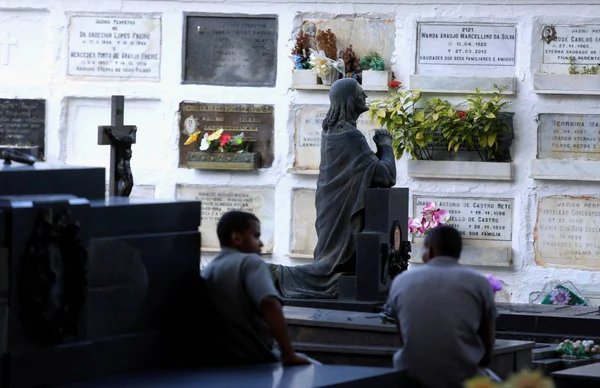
360, 51, 392, 89
184, 128, 260, 171
290, 31, 317, 86
368, 83, 513, 179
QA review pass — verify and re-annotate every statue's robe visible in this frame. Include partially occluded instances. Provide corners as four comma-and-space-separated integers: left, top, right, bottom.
270, 124, 396, 298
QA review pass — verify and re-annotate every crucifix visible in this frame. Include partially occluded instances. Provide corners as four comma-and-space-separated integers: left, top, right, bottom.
0, 32, 18, 66
97, 95, 137, 197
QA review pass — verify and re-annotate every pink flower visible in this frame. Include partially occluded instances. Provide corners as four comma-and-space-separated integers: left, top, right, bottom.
432, 209, 448, 224
485, 274, 503, 293
408, 218, 422, 234
422, 202, 436, 214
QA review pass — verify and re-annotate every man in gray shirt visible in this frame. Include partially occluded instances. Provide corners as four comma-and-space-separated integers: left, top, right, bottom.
201, 210, 310, 366
386, 225, 498, 388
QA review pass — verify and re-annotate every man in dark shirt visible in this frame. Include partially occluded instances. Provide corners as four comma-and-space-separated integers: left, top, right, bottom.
201, 210, 310, 366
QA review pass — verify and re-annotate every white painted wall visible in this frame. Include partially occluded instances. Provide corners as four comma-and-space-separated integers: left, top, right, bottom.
5, 0, 600, 303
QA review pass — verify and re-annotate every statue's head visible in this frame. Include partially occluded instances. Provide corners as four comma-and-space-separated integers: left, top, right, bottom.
323, 78, 369, 132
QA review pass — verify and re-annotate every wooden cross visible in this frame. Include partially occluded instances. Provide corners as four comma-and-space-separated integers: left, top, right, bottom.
97, 95, 137, 197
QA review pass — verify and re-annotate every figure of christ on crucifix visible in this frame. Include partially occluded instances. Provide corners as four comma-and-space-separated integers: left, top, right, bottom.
98, 96, 137, 197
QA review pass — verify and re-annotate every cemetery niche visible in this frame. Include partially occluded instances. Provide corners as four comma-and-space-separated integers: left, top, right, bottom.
179, 102, 274, 170
534, 22, 600, 94
412, 22, 518, 94
290, 16, 396, 91
531, 113, 600, 181
0, 99, 45, 162
368, 83, 515, 180
182, 13, 278, 87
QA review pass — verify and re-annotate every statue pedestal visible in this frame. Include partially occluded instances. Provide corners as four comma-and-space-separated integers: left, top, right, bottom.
337, 187, 410, 302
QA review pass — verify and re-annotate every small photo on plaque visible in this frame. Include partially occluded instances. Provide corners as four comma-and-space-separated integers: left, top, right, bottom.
182, 13, 278, 87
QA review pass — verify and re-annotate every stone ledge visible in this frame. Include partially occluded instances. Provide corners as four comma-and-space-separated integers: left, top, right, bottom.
409, 75, 517, 94
408, 160, 513, 181
530, 159, 600, 182
534, 74, 600, 95
292, 84, 389, 92
411, 243, 513, 267
287, 168, 319, 175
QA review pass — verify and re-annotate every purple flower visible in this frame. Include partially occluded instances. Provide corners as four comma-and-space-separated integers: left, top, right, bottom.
485, 274, 503, 293
550, 287, 571, 305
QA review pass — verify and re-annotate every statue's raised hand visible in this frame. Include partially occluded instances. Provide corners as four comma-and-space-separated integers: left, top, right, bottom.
373, 129, 393, 147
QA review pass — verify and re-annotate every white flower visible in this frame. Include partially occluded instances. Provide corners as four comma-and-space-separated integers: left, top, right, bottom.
199, 133, 209, 151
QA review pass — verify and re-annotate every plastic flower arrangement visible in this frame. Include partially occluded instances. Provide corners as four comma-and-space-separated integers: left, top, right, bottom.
485, 274, 503, 293
308, 49, 335, 78
557, 339, 600, 360
408, 202, 449, 237
464, 369, 555, 388
185, 128, 246, 153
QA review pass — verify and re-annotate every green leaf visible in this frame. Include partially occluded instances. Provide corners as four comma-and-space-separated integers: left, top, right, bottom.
376, 109, 386, 118
432, 113, 439, 121
414, 111, 425, 122
486, 112, 496, 119
487, 133, 497, 147
453, 143, 460, 152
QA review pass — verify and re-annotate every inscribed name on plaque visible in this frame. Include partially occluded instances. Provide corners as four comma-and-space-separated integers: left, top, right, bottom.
536, 196, 600, 269
418, 23, 516, 66
414, 196, 513, 241
538, 114, 600, 160
541, 25, 600, 72
67, 14, 161, 80
0, 99, 45, 160
293, 106, 377, 171
183, 15, 277, 86
291, 189, 317, 255
176, 185, 275, 252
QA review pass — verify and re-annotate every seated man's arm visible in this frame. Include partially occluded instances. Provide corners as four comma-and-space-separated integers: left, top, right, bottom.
242, 256, 309, 366
478, 282, 499, 367
386, 275, 405, 347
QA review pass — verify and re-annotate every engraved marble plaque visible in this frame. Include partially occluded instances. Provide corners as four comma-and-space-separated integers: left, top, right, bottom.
536, 196, 600, 269
67, 14, 162, 80
414, 196, 513, 241
176, 185, 275, 252
542, 25, 600, 65
538, 114, 600, 160
178, 102, 274, 168
418, 23, 517, 67
291, 189, 317, 255
0, 99, 45, 160
293, 106, 377, 171
183, 14, 277, 86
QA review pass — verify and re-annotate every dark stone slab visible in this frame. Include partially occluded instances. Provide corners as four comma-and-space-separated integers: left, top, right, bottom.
56, 364, 404, 388
0, 99, 45, 161
0, 164, 105, 200
182, 14, 277, 87
178, 102, 274, 168
553, 362, 600, 388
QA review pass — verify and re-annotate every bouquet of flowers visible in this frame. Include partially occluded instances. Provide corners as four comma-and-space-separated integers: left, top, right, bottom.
184, 128, 246, 153
464, 369, 555, 388
408, 202, 449, 237
557, 339, 600, 360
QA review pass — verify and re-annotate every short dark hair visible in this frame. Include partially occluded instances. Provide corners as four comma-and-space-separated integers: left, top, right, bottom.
424, 225, 462, 259
217, 210, 259, 246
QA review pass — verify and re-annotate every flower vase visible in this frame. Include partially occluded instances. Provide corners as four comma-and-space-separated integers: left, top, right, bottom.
320, 71, 340, 86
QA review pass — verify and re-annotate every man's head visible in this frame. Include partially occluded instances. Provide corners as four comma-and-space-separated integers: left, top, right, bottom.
217, 210, 263, 254
422, 225, 462, 263
323, 78, 369, 131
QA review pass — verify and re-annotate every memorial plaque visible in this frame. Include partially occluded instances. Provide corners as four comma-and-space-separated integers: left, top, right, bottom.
542, 25, 600, 65
178, 102, 274, 168
418, 23, 517, 66
536, 196, 600, 269
176, 185, 275, 252
183, 14, 277, 86
291, 189, 317, 255
293, 106, 377, 171
67, 14, 162, 80
538, 114, 600, 160
414, 196, 513, 241
0, 98, 45, 160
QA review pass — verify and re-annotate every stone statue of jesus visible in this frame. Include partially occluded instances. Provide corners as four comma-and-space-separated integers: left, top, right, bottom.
271, 78, 397, 298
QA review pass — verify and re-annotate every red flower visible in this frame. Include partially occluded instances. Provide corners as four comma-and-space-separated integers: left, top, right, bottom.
219, 133, 231, 146
458, 111, 467, 119
389, 80, 402, 89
